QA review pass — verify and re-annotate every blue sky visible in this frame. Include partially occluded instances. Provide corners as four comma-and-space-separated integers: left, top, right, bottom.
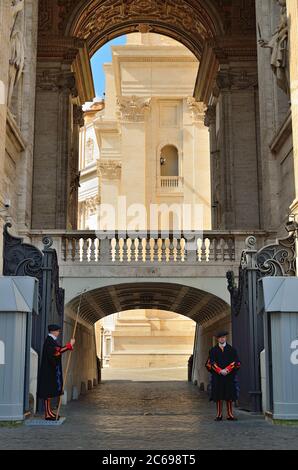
91, 36, 127, 98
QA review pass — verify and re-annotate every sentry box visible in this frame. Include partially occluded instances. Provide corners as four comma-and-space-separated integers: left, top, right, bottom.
259, 277, 298, 422
0, 277, 38, 421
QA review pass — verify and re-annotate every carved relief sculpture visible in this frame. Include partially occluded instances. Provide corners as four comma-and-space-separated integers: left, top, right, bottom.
258, 0, 289, 96
8, 0, 25, 107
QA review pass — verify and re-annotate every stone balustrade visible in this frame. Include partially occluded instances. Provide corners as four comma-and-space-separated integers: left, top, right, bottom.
28, 230, 274, 268
158, 176, 184, 191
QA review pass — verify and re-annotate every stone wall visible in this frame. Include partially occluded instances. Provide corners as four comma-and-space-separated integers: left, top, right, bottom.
256, 0, 292, 233
62, 311, 98, 403
0, 0, 38, 271
0, 1, 12, 272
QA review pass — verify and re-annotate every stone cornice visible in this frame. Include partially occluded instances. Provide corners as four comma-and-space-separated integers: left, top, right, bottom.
37, 35, 85, 62
37, 37, 95, 103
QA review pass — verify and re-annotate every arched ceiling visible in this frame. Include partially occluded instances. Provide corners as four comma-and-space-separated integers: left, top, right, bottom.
43, 0, 227, 59
67, 282, 230, 325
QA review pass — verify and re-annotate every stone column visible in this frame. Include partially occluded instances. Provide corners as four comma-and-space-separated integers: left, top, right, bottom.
288, 0, 298, 217
0, 1, 11, 272
32, 65, 77, 229
215, 68, 261, 230
204, 106, 218, 229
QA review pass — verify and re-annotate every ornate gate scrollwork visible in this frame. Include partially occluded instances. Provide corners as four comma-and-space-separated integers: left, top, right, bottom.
2, 223, 65, 358
226, 230, 296, 413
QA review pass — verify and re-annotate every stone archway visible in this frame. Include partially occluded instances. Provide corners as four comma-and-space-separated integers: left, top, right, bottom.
33, 0, 260, 233
63, 281, 230, 401
64, 0, 225, 58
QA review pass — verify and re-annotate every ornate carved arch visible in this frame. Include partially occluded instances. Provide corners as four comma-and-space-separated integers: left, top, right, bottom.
59, 0, 226, 58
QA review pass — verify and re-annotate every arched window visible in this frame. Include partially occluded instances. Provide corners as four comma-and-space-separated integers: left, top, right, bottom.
160, 145, 179, 177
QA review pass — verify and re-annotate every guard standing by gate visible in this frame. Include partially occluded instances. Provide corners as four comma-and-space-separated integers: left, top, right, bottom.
37, 324, 75, 420
205, 331, 241, 421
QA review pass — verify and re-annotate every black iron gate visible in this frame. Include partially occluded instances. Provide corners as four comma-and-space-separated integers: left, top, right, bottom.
226, 232, 296, 412
2, 223, 64, 411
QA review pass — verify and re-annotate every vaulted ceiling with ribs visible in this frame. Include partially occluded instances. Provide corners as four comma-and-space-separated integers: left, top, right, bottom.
38, 0, 256, 58
67, 282, 230, 325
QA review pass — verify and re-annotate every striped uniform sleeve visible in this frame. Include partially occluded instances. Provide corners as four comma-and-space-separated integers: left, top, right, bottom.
209, 349, 222, 375
53, 343, 73, 357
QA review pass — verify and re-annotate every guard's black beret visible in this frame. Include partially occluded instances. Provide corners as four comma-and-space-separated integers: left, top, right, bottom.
48, 324, 62, 332
215, 330, 229, 338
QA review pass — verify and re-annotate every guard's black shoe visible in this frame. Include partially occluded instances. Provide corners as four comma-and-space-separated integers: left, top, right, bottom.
214, 416, 223, 421
227, 416, 237, 421
45, 416, 57, 421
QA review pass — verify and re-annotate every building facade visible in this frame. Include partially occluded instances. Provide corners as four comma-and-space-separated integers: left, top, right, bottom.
1, 0, 298, 412
80, 34, 201, 368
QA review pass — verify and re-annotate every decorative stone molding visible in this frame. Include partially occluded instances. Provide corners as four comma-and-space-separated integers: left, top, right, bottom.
216, 70, 258, 91
117, 96, 151, 122
64, 0, 226, 57
85, 195, 100, 213
204, 105, 216, 127
137, 23, 153, 34
36, 69, 78, 96
73, 104, 84, 127
74, 0, 211, 42
98, 160, 122, 180
187, 97, 206, 123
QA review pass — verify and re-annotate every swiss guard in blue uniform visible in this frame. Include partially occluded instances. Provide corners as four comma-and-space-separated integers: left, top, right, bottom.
205, 331, 240, 421
37, 324, 75, 420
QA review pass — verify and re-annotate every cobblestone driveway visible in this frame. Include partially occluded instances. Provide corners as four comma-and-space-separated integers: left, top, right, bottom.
0, 368, 298, 450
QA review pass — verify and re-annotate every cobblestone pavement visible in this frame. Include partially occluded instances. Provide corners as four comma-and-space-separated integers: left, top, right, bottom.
0, 368, 298, 450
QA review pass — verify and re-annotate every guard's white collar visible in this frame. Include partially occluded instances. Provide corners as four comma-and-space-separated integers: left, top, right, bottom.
218, 342, 226, 348
48, 333, 57, 341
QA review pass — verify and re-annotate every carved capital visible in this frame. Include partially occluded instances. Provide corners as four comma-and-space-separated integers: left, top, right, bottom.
36, 69, 78, 96
73, 104, 84, 127
98, 160, 122, 180
216, 70, 258, 91
117, 96, 151, 122
187, 97, 206, 123
84, 195, 100, 212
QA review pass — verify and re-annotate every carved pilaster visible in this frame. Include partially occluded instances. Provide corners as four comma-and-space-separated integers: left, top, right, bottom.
117, 96, 151, 122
